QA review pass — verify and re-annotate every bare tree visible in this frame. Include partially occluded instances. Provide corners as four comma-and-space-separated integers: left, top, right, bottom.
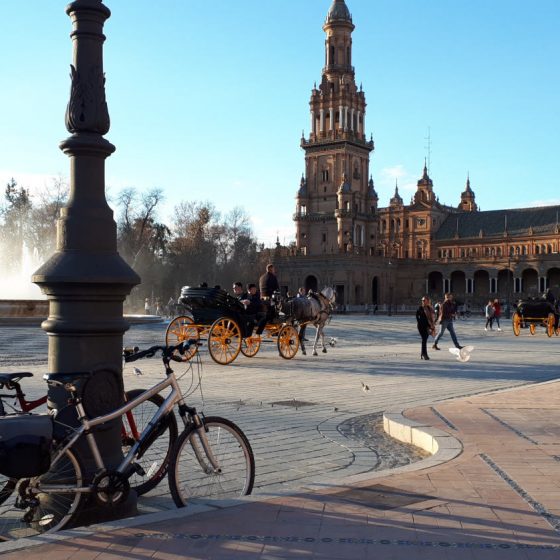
116, 187, 166, 268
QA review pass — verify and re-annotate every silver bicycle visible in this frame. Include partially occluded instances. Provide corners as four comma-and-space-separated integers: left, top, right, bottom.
0, 341, 255, 541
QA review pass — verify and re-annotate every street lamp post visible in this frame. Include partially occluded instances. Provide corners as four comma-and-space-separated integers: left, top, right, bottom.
33, 0, 140, 521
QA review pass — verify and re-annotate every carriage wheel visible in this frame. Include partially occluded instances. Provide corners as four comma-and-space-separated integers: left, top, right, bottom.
208, 318, 242, 365
241, 335, 261, 358
165, 316, 200, 361
529, 323, 536, 335
512, 312, 521, 336
277, 325, 299, 360
547, 313, 555, 337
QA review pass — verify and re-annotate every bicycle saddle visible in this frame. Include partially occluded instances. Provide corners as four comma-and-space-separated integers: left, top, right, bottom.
43, 371, 93, 385
0, 372, 33, 384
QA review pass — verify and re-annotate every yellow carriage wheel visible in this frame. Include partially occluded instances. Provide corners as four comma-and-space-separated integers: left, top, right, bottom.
547, 313, 555, 337
277, 325, 300, 360
208, 317, 242, 365
512, 312, 521, 336
165, 316, 200, 361
529, 323, 536, 335
241, 335, 261, 358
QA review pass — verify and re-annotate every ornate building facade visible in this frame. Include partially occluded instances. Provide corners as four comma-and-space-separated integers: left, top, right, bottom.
277, 0, 560, 310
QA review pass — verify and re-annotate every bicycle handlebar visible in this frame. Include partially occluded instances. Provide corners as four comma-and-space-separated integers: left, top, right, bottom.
123, 340, 199, 364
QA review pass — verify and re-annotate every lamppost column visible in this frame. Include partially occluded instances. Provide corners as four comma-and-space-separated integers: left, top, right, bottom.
32, 0, 140, 520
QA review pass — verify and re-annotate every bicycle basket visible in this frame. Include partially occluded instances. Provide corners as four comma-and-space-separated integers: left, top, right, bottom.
0, 413, 53, 478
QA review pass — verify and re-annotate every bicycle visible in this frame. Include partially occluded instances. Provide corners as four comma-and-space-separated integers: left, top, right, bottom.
0, 354, 178, 503
0, 341, 254, 540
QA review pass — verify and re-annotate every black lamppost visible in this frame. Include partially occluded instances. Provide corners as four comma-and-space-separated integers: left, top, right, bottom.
33, 0, 140, 521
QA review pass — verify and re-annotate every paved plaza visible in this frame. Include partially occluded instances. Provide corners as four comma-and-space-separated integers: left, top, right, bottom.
1, 314, 560, 557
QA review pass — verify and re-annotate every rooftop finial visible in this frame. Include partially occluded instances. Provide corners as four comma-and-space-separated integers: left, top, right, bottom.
325, 0, 353, 24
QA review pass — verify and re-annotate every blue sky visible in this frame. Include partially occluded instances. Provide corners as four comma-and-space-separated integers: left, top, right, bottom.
1, 0, 559, 247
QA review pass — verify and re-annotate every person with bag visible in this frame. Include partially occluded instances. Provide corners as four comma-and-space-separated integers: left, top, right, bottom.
416, 296, 436, 360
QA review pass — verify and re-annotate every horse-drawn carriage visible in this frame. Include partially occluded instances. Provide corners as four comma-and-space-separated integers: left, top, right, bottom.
512, 299, 558, 337
165, 286, 300, 364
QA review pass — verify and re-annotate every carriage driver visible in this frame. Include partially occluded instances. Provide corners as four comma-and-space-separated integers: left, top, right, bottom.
258, 263, 280, 300
259, 263, 280, 322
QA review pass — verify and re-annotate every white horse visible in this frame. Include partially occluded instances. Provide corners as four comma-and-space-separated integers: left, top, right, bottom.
280, 287, 336, 356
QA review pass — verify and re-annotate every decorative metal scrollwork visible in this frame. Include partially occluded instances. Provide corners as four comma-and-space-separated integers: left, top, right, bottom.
65, 64, 110, 134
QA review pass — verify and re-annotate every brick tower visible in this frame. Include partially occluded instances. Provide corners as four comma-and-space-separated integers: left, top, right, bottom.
295, 0, 375, 256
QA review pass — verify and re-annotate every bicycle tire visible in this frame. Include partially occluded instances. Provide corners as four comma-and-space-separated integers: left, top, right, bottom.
168, 416, 255, 506
0, 447, 83, 540
122, 389, 178, 496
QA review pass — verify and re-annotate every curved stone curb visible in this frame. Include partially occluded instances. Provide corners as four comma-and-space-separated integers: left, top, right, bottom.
383, 408, 463, 467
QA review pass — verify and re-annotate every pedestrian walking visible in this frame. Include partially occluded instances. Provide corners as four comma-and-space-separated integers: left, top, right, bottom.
416, 296, 436, 360
166, 296, 175, 318
484, 300, 494, 331
493, 299, 502, 331
433, 293, 464, 350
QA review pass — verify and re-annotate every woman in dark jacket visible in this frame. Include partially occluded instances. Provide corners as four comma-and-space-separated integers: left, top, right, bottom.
416, 296, 435, 360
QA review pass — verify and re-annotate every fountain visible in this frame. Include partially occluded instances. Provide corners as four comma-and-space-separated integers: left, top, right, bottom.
0, 243, 47, 323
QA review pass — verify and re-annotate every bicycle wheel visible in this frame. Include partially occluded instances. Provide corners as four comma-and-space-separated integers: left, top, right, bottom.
169, 416, 255, 506
122, 389, 178, 496
0, 447, 83, 540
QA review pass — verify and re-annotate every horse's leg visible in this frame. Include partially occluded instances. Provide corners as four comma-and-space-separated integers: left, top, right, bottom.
312, 325, 320, 356
299, 324, 307, 355
319, 321, 327, 353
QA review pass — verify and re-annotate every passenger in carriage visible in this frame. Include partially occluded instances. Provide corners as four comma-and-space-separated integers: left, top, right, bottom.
232, 281, 247, 301
246, 283, 267, 336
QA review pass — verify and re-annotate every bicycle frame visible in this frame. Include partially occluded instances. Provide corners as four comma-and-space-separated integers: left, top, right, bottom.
40, 370, 221, 500
46, 375, 183, 490
0, 385, 47, 414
